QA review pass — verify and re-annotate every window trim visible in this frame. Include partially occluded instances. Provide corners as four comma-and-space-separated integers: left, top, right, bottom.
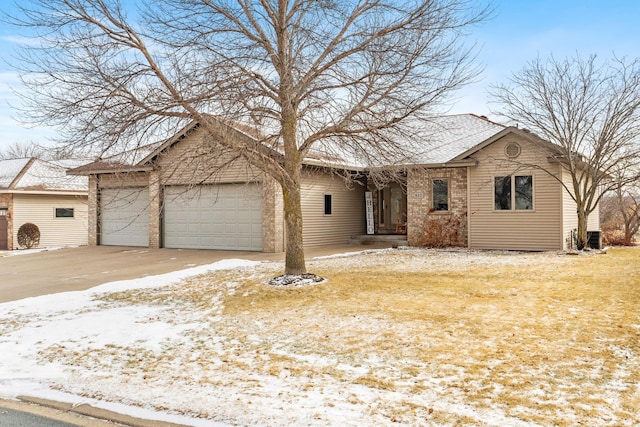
324, 194, 332, 216
55, 207, 75, 218
493, 175, 534, 212
432, 178, 450, 212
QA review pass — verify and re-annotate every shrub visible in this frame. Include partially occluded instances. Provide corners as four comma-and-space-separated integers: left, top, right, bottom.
601, 229, 627, 246
416, 212, 467, 248
17, 222, 41, 249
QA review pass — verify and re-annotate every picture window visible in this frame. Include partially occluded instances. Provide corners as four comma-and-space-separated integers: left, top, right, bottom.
494, 176, 533, 211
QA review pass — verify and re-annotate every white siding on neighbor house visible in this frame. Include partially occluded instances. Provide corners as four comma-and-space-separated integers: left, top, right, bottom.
12, 193, 88, 249
468, 134, 564, 251
300, 173, 366, 247
163, 184, 263, 251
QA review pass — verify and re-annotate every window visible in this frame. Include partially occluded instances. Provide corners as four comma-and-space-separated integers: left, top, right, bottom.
514, 176, 533, 210
432, 179, 449, 211
55, 208, 74, 218
494, 177, 511, 210
378, 189, 385, 225
0, 208, 7, 217
494, 176, 533, 211
324, 194, 332, 215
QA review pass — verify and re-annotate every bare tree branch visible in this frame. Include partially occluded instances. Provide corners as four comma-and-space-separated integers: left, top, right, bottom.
8, 0, 490, 273
490, 54, 640, 249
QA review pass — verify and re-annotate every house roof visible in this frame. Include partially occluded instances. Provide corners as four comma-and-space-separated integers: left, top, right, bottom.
0, 158, 88, 192
69, 113, 511, 174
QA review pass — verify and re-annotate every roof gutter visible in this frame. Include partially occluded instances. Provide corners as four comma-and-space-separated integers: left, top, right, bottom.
67, 166, 154, 176
0, 189, 87, 196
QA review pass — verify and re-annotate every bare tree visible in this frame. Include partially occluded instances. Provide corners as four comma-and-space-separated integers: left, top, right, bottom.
0, 141, 45, 160
601, 167, 640, 245
490, 54, 640, 250
10, 0, 489, 275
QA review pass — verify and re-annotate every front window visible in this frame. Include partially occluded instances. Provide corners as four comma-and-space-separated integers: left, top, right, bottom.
514, 176, 533, 210
432, 179, 449, 211
494, 176, 533, 211
494, 176, 512, 210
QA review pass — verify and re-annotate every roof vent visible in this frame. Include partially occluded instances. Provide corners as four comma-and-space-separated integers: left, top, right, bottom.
505, 142, 521, 159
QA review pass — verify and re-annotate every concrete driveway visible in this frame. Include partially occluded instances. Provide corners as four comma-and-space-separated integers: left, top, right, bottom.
0, 246, 286, 303
0, 244, 391, 303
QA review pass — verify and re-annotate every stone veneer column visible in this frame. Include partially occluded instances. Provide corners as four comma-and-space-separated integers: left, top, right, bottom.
406, 167, 469, 247
87, 175, 98, 246
261, 175, 284, 253
148, 170, 161, 249
406, 168, 429, 246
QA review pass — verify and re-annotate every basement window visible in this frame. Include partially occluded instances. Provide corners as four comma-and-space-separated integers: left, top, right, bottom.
324, 194, 332, 215
55, 208, 75, 218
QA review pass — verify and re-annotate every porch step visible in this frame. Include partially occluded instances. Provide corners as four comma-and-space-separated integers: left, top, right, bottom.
349, 234, 408, 247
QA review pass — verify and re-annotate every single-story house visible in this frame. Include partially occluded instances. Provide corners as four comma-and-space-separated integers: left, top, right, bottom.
68, 114, 600, 252
0, 158, 88, 250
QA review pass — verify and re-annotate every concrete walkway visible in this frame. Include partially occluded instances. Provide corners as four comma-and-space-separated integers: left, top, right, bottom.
0, 244, 391, 303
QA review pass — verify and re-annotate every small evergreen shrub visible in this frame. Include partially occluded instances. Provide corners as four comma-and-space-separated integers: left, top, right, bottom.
17, 222, 40, 249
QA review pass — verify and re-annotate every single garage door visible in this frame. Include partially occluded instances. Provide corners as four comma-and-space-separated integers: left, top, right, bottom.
100, 188, 149, 246
164, 184, 262, 251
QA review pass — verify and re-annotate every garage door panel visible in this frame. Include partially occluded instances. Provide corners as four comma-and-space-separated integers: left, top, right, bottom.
100, 188, 149, 247
164, 184, 262, 251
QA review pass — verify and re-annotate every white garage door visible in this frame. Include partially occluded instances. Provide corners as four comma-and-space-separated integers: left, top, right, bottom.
100, 188, 149, 247
164, 184, 262, 251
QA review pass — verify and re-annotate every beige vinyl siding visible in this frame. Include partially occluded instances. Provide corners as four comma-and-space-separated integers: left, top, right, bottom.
12, 194, 88, 249
468, 135, 563, 251
98, 172, 149, 188
300, 173, 365, 247
157, 126, 262, 185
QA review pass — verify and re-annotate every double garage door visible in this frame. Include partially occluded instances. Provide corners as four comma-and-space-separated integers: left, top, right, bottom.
100, 184, 262, 251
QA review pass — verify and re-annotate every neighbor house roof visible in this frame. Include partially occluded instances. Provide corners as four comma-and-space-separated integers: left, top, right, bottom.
0, 158, 88, 193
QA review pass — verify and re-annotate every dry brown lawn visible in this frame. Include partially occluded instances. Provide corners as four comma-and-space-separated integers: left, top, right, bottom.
42, 247, 640, 426
218, 247, 640, 425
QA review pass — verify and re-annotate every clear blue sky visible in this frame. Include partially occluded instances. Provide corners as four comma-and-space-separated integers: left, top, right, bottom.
1, 0, 640, 147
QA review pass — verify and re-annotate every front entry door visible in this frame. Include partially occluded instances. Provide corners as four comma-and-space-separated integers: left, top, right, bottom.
378, 184, 407, 234
0, 209, 8, 250
390, 186, 405, 229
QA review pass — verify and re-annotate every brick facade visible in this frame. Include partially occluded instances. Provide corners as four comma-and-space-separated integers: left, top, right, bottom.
87, 175, 98, 246
0, 193, 14, 250
148, 171, 162, 249
407, 167, 468, 247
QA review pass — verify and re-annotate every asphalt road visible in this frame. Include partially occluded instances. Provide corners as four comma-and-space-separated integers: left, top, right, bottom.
0, 406, 79, 427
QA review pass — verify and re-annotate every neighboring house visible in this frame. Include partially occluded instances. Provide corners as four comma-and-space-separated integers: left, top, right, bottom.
0, 158, 89, 250
69, 114, 600, 253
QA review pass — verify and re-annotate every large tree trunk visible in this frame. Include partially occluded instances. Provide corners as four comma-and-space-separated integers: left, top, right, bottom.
282, 182, 306, 275
576, 209, 588, 250
280, 90, 307, 275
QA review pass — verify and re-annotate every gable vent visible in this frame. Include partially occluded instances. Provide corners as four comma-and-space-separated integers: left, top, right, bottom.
505, 142, 521, 159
